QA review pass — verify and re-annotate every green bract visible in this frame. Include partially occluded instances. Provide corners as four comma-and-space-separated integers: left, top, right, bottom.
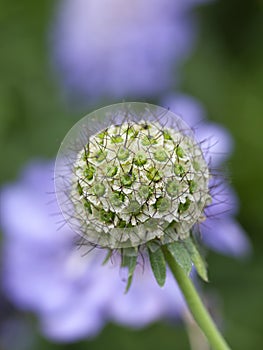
55, 103, 211, 249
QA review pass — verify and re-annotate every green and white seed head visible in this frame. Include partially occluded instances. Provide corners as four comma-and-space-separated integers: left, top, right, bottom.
55, 103, 211, 249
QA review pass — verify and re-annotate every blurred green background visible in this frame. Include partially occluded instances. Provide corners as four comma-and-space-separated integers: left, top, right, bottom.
0, 0, 263, 349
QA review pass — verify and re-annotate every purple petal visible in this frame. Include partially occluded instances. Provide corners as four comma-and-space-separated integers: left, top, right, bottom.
41, 306, 104, 342
108, 262, 187, 327
0, 160, 72, 246
207, 178, 239, 218
196, 122, 234, 168
161, 93, 207, 126
201, 217, 251, 257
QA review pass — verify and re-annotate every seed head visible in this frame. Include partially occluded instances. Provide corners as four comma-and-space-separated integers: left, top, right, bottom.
55, 103, 211, 249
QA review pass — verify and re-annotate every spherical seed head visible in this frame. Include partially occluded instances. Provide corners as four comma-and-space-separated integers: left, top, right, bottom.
55, 103, 211, 249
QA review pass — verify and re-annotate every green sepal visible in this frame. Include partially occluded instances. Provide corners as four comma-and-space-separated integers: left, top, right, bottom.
183, 236, 208, 282
147, 241, 166, 287
121, 247, 138, 293
166, 240, 192, 276
165, 235, 208, 282
102, 249, 113, 266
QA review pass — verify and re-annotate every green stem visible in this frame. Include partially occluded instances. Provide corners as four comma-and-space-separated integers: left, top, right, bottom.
162, 246, 231, 350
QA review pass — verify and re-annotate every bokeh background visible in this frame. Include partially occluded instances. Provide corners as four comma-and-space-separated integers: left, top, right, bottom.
0, 0, 263, 349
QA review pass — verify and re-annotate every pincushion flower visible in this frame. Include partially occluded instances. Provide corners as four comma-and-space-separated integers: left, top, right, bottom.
56, 105, 211, 251
52, 0, 211, 102
0, 99, 250, 346
55, 103, 213, 292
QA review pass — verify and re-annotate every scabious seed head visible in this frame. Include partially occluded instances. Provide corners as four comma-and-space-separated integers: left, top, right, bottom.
55, 103, 211, 249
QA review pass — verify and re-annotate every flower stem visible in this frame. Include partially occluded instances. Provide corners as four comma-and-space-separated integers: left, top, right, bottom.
162, 246, 231, 350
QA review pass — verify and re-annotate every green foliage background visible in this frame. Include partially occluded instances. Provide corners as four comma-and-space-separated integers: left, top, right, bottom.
0, 0, 263, 349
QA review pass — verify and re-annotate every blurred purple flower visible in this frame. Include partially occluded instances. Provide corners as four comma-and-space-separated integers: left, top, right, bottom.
0, 161, 186, 342
0, 96, 250, 342
51, 0, 210, 102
